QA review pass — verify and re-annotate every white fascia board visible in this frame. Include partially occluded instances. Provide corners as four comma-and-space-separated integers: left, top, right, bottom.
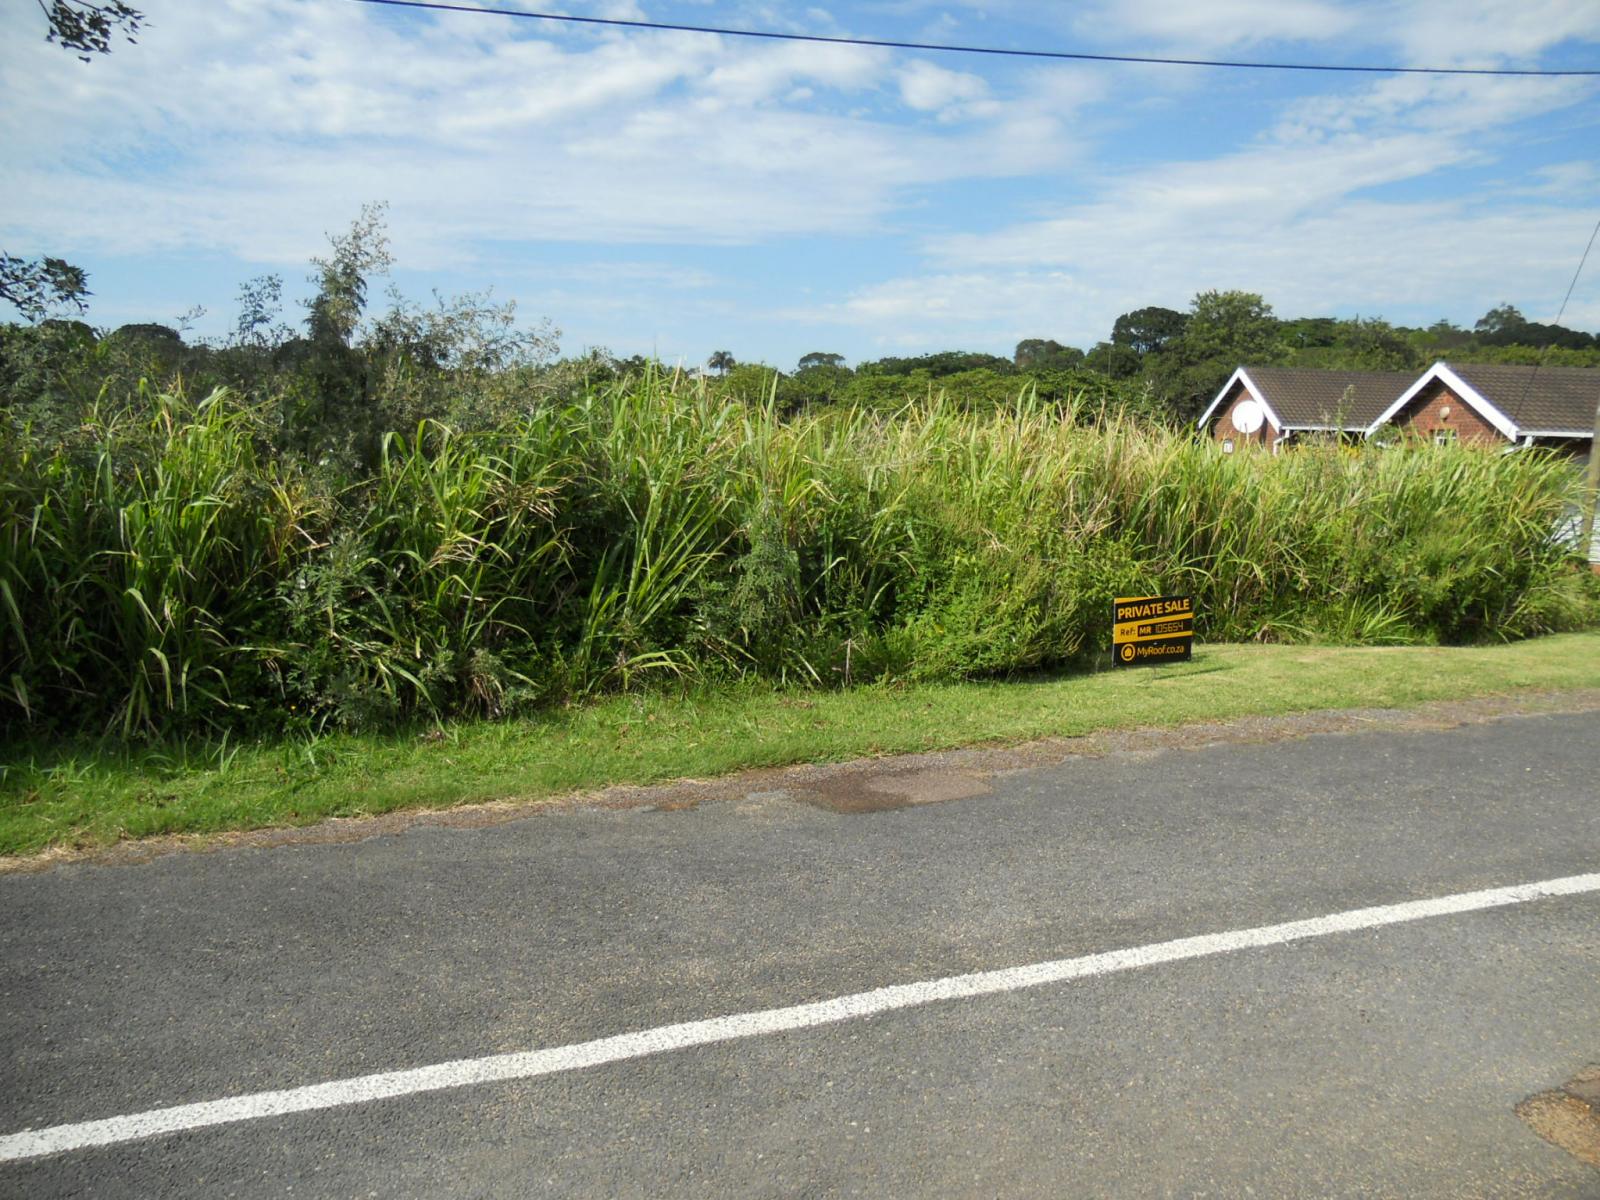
1365, 361, 1517, 440
1196, 368, 1282, 432
1518, 429, 1594, 440
1196, 368, 1247, 430
1366, 363, 1441, 435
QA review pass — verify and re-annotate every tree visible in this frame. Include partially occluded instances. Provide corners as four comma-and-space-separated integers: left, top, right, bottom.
369, 286, 558, 374
1278, 316, 1339, 350
1473, 303, 1594, 350
1083, 341, 1142, 379
797, 351, 845, 371
857, 350, 1013, 378
1013, 338, 1084, 370
783, 362, 853, 413
306, 203, 393, 350
1110, 307, 1188, 357
1180, 290, 1278, 365
1474, 304, 1525, 338
1331, 317, 1418, 370
233, 274, 288, 349
707, 350, 735, 377
110, 322, 180, 345
8, 4, 144, 321
0, 253, 90, 321
1417, 318, 1473, 353
286, 203, 394, 438
38, 1, 144, 61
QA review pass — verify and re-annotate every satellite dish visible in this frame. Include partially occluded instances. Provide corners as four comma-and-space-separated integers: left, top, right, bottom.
1231, 398, 1265, 434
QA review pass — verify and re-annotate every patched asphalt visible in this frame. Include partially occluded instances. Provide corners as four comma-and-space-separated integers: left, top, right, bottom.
2, 703, 1598, 1197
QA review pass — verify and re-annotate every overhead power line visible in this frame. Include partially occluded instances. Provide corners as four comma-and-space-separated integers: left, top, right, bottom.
1551, 213, 1600, 331
1510, 209, 1600, 461
349, 0, 1600, 77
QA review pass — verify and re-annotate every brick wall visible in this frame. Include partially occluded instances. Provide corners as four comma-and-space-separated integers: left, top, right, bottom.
1391, 381, 1504, 445
1211, 384, 1274, 449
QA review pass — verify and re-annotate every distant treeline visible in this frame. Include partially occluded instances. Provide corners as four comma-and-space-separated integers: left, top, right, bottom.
5, 208, 1598, 465
9, 291, 1595, 451
737, 296, 1600, 423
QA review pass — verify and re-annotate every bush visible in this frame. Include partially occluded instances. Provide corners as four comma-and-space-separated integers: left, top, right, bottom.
2, 374, 1593, 740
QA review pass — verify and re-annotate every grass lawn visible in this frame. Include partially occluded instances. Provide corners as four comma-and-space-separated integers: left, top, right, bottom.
5, 634, 1600, 858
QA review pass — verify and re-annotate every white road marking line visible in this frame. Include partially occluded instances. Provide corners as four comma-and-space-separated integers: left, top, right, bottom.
4, 870, 1597, 1163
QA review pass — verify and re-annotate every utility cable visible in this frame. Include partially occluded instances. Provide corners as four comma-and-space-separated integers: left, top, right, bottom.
348, 0, 1600, 77
1551, 213, 1600, 331
1532, 210, 1600, 559
1509, 211, 1600, 426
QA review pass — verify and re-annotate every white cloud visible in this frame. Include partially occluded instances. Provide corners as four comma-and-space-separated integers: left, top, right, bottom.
1273, 72, 1591, 141
3, 0, 1596, 356
793, 197, 1598, 351
1067, 0, 1600, 65
1074, 0, 1355, 52
897, 60, 989, 112
1378, 0, 1600, 66
0, 0, 1079, 267
697, 40, 887, 106
790, 44, 1600, 349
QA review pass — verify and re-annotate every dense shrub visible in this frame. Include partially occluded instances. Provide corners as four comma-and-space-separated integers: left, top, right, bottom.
2, 373, 1594, 739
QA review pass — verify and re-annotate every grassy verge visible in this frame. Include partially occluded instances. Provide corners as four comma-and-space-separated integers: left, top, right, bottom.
5, 634, 1600, 858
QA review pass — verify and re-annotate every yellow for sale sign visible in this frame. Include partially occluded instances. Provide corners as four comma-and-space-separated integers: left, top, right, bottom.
1112, 595, 1194, 666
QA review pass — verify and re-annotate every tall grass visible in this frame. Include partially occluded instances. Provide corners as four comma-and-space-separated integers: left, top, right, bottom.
2, 373, 1594, 740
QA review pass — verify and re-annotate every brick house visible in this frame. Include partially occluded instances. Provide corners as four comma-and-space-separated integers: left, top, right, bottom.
1197, 366, 1416, 452
1367, 361, 1597, 453
1369, 362, 1599, 566
1201, 361, 1598, 563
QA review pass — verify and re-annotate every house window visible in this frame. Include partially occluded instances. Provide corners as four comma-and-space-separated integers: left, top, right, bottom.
1434, 429, 1457, 446
1221, 439, 1234, 453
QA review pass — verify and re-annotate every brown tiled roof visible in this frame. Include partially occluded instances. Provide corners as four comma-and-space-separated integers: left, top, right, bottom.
1445, 362, 1599, 434
1240, 367, 1414, 429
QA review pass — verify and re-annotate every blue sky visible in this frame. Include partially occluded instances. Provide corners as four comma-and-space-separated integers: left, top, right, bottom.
3, 0, 1598, 370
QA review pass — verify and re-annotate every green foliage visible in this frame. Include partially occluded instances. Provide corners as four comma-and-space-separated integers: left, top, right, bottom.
1111, 306, 1188, 356
2, 376, 1592, 743
784, 364, 854, 410
1183, 290, 1279, 364
38, 1, 143, 60
1012, 288, 1598, 422
1286, 317, 1420, 371
0, 254, 91, 322
858, 350, 1015, 378
306, 202, 393, 351
1084, 340, 1143, 379
1014, 339, 1084, 370
1443, 344, 1600, 368
1474, 304, 1596, 350
797, 351, 846, 371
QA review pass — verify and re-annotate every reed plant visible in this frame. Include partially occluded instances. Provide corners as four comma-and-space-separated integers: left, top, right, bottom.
2, 372, 1593, 740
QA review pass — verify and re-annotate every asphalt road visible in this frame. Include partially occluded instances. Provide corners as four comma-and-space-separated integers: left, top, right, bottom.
3, 703, 1599, 1197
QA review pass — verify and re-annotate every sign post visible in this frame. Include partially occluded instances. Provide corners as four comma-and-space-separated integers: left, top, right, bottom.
1112, 595, 1194, 666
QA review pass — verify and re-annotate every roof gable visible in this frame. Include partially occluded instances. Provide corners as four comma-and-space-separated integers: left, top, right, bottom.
1199, 366, 1411, 432
1367, 363, 1516, 439
1196, 368, 1283, 433
1240, 366, 1414, 429
1367, 361, 1597, 440
1447, 363, 1598, 436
